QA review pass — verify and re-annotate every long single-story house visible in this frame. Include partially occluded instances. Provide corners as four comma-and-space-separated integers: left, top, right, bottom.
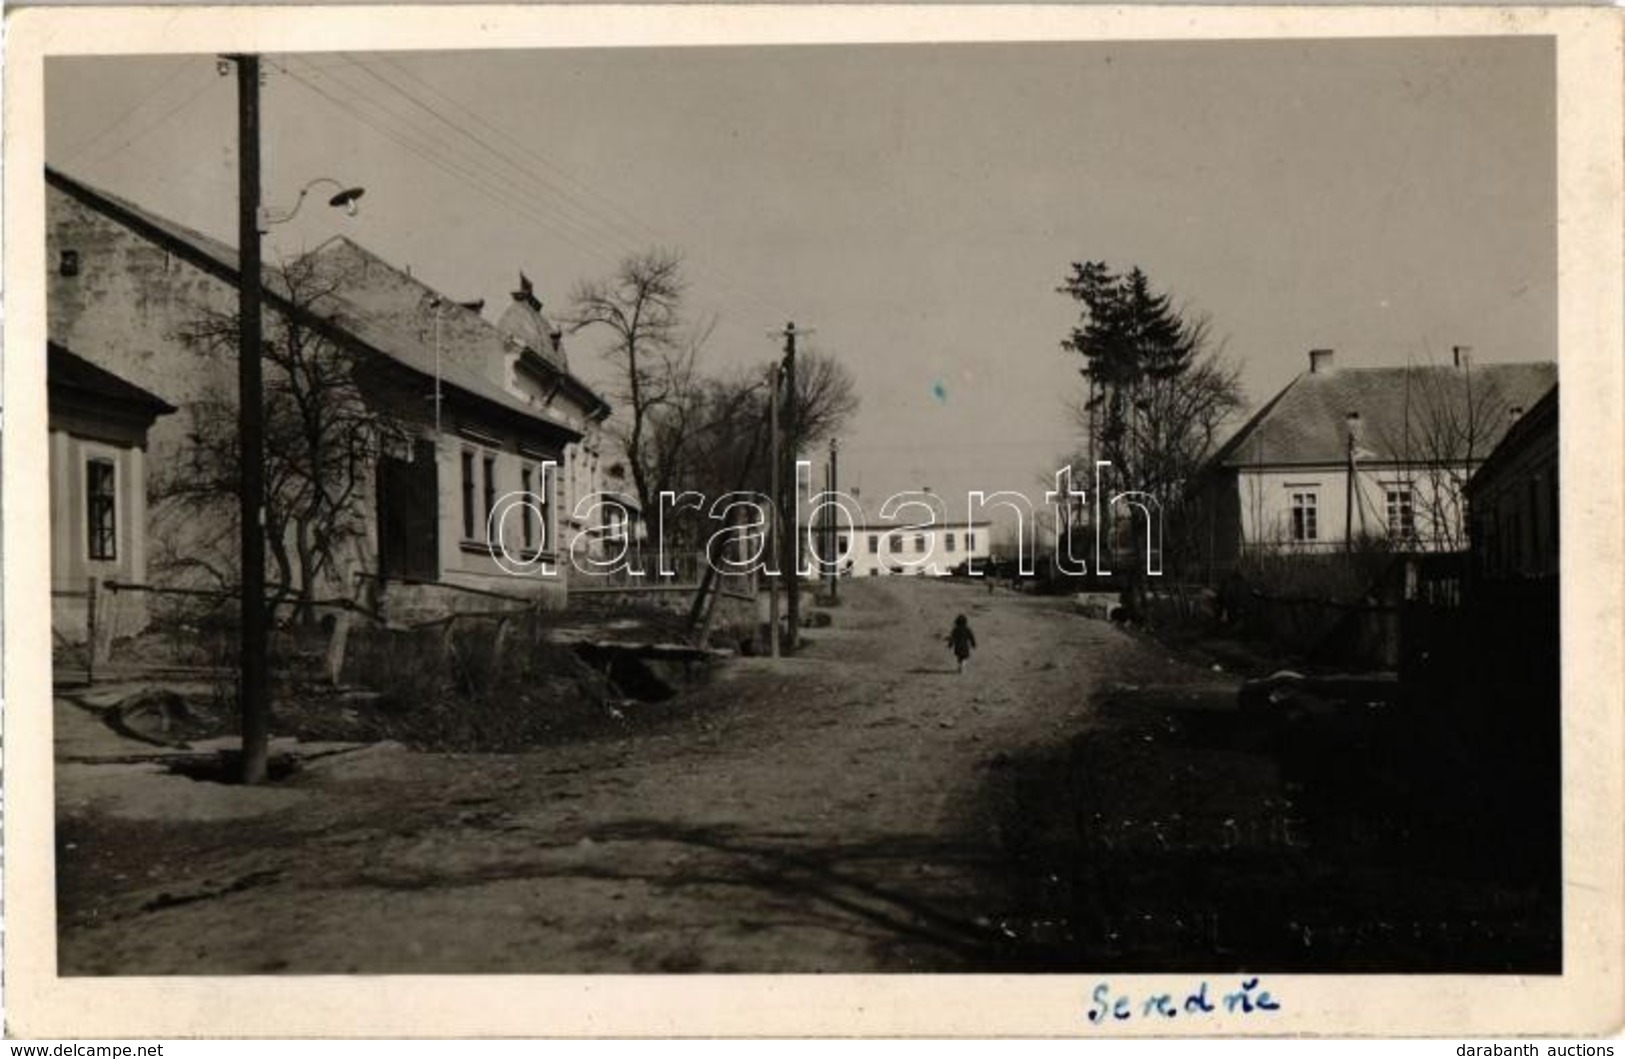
46, 165, 613, 624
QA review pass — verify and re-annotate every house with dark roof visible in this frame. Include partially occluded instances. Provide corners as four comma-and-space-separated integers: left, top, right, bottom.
48, 342, 175, 646
46, 166, 613, 620
1465, 381, 1558, 582
1194, 348, 1557, 573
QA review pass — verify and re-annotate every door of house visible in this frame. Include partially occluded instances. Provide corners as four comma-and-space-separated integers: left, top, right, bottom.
376, 438, 439, 582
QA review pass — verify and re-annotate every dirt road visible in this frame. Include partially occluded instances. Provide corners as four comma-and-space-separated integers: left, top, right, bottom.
57, 578, 1167, 974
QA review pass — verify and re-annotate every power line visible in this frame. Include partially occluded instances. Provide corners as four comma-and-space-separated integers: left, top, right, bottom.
359, 54, 663, 252
63, 56, 198, 165
305, 52, 792, 326
280, 58, 629, 263
325, 57, 652, 260
73, 62, 219, 170
362, 53, 795, 326
272, 58, 627, 271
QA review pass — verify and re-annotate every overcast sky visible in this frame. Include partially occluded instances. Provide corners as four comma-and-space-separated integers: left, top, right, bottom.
45, 37, 1556, 509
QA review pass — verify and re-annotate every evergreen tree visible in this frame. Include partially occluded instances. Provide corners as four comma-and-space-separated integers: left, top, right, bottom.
1057, 261, 1243, 596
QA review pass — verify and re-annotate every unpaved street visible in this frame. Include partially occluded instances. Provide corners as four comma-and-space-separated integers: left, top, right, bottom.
57, 578, 1174, 974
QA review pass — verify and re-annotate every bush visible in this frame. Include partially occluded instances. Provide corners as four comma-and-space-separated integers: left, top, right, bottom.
339, 611, 624, 751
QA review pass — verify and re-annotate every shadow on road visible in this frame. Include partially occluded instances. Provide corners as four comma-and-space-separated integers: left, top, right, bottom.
341, 817, 1036, 970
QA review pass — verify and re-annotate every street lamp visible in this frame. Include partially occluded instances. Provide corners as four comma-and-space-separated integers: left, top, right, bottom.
257, 177, 366, 233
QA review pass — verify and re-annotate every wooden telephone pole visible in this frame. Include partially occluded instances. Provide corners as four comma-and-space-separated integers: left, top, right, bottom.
827, 437, 840, 601
777, 322, 808, 653
234, 54, 271, 785
767, 361, 782, 658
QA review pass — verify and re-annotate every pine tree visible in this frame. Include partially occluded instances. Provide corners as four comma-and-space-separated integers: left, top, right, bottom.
1056, 260, 1242, 595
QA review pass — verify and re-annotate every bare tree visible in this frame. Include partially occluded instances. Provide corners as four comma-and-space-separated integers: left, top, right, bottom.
791, 347, 860, 451
162, 252, 403, 626
1374, 357, 1514, 552
568, 250, 699, 517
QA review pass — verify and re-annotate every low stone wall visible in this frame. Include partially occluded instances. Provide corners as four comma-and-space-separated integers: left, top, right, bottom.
375, 573, 565, 627
572, 584, 756, 626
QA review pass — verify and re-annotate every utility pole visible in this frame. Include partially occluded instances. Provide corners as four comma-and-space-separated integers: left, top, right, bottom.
767, 361, 782, 659
827, 437, 840, 601
234, 53, 270, 785
1345, 410, 1361, 553
779, 322, 801, 653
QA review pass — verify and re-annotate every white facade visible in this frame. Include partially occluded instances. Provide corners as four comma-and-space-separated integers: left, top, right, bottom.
1236, 461, 1473, 555
832, 520, 993, 577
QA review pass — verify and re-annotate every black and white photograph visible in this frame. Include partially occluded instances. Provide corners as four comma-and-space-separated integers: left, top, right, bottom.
3, 3, 1622, 1040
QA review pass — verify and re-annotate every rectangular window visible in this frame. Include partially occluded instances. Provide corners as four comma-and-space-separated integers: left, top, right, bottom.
521, 466, 535, 550
967, 531, 976, 551
946, 532, 956, 553
889, 535, 902, 554
914, 533, 926, 554
1290, 491, 1319, 542
536, 471, 555, 555
837, 534, 848, 553
1385, 488, 1415, 541
482, 455, 497, 543
86, 458, 116, 561
461, 451, 477, 540
868, 534, 879, 554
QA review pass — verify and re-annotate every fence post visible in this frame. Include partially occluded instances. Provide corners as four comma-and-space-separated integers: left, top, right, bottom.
85, 576, 98, 685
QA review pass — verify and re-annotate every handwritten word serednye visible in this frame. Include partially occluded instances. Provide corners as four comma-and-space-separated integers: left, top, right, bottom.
1086, 978, 1281, 1025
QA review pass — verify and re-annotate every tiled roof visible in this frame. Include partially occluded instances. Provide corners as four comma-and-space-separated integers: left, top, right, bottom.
1466, 382, 1559, 494
300, 236, 598, 437
1213, 361, 1558, 468
46, 167, 603, 440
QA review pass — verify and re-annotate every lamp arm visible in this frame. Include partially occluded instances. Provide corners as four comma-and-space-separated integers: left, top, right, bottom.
257, 178, 363, 233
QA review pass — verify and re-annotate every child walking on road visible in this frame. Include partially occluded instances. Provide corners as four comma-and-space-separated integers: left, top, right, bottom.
946, 614, 977, 674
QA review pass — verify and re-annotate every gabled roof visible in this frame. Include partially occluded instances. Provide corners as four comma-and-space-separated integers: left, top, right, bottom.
48, 341, 177, 417
48, 165, 244, 282
1466, 382, 1558, 495
1212, 361, 1557, 469
46, 167, 602, 442
300, 236, 605, 432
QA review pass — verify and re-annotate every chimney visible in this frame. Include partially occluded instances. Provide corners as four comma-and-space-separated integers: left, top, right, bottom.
1309, 348, 1335, 374
1453, 345, 1473, 369
512, 271, 542, 311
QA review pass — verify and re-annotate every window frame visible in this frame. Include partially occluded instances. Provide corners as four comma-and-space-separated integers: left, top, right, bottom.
85, 456, 117, 562
460, 450, 478, 541
1384, 486, 1416, 542
1289, 490, 1319, 542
